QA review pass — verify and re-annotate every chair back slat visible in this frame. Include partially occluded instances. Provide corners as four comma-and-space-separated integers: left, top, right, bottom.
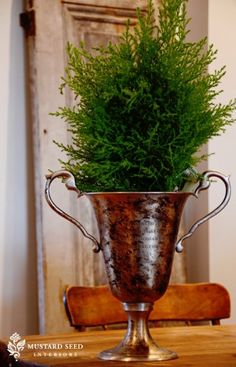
152, 283, 230, 322
64, 283, 230, 328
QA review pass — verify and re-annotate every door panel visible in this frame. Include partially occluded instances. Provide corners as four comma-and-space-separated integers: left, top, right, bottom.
25, 0, 185, 334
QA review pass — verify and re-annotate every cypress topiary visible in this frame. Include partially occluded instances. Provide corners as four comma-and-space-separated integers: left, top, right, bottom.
53, 0, 235, 192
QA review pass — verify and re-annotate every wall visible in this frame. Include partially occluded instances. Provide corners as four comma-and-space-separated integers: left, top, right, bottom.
186, 0, 236, 324
208, 0, 236, 324
185, 0, 209, 284
0, 0, 38, 337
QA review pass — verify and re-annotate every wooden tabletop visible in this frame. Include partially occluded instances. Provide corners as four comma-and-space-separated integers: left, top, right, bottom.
20, 324, 236, 366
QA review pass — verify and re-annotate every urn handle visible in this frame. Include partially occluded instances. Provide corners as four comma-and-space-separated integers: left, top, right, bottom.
45, 170, 101, 253
176, 171, 231, 253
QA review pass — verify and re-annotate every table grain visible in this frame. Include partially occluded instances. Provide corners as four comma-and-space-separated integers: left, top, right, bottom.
20, 324, 236, 366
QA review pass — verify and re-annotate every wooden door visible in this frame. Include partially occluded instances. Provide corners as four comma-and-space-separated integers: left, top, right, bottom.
24, 0, 185, 334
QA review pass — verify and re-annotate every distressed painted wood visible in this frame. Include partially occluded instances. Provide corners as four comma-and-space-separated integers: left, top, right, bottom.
25, 0, 186, 334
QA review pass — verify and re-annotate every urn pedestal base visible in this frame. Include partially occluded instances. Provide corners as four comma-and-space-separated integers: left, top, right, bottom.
98, 303, 178, 362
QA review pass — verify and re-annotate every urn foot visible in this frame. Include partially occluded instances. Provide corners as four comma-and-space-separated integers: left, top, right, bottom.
99, 344, 177, 362
98, 302, 178, 362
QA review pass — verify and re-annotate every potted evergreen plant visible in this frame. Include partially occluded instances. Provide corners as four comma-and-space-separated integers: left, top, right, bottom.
45, 0, 234, 362
52, 0, 234, 193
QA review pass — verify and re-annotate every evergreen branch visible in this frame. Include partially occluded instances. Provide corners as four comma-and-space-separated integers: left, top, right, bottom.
53, 0, 235, 192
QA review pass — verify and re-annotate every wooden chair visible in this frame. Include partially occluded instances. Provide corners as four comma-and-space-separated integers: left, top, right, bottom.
64, 283, 230, 331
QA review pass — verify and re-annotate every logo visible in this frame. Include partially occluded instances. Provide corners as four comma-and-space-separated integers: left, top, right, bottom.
7, 332, 84, 361
7, 332, 26, 361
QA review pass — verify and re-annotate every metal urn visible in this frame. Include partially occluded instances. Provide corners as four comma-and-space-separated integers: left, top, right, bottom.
45, 170, 230, 362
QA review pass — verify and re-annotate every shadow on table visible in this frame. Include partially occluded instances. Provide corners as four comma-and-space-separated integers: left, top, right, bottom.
0, 341, 48, 367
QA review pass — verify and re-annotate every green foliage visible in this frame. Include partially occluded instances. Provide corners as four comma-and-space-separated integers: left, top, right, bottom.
53, 0, 235, 192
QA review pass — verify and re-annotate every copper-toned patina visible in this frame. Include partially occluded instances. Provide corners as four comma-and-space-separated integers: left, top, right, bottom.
45, 170, 230, 362
91, 192, 188, 303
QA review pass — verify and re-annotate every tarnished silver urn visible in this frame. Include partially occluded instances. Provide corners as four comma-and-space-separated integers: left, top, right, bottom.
45, 170, 230, 361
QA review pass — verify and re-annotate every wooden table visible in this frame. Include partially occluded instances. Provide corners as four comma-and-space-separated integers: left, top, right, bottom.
20, 324, 236, 366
